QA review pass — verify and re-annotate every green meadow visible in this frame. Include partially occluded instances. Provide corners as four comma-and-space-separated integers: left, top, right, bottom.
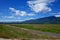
11, 24, 60, 34
0, 24, 60, 39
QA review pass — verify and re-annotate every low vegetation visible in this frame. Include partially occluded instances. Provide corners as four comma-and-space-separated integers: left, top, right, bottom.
11, 24, 60, 34
0, 24, 50, 39
0, 24, 60, 39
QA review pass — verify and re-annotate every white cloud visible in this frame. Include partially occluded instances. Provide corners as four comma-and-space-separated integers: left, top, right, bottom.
27, 0, 55, 13
54, 12, 60, 17
9, 7, 26, 16
0, 20, 24, 22
55, 15, 60, 17
1, 7, 35, 20
27, 13, 35, 16
19, 11, 27, 16
25, 18, 35, 20
7, 16, 14, 18
2, 16, 15, 18
9, 7, 35, 16
15, 10, 27, 16
9, 7, 16, 12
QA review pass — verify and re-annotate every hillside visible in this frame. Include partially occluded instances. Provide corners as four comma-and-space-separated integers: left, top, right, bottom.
21, 16, 60, 24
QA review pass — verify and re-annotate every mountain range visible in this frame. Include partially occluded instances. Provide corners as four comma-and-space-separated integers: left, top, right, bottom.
21, 16, 60, 24
0, 16, 60, 24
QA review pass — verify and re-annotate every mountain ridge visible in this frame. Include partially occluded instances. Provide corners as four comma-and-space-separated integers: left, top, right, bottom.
0, 16, 60, 24
21, 16, 60, 24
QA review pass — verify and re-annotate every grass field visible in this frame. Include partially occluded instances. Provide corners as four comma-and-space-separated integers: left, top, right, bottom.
11, 24, 60, 34
0, 25, 42, 38
0, 24, 60, 39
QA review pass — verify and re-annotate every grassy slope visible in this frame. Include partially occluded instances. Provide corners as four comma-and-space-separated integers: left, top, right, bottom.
11, 24, 60, 34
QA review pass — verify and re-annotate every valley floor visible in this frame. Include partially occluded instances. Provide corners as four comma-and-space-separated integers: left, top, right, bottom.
0, 24, 60, 40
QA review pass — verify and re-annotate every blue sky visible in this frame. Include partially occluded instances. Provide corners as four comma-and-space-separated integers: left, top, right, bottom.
0, 0, 60, 22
